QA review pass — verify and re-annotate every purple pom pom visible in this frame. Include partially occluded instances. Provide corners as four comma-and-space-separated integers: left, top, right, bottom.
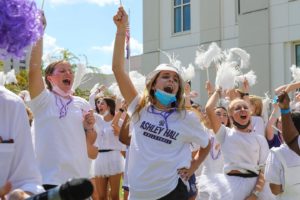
0, 0, 43, 59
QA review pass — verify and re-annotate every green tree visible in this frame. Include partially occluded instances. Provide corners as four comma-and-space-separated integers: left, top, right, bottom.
0, 60, 3, 71
5, 70, 29, 94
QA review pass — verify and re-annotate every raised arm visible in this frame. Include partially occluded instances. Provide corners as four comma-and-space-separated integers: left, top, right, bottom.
205, 80, 214, 97
282, 82, 300, 94
184, 82, 192, 108
119, 114, 131, 146
278, 91, 300, 155
205, 88, 222, 133
28, 12, 46, 99
265, 103, 280, 140
112, 7, 137, 105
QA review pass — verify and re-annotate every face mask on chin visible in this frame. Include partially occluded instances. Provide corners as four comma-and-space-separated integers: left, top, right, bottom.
231, 117, 251, 130
101, 110, 110, 117
52, 84, 72, 98
154, 89, 177, 106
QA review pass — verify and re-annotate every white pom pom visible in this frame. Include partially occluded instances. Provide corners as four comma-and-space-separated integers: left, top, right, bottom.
195, 43, 223, 69
181, 64, 195, 81
0, 72, 6, 86
226, 48, 250, 69
108, 82, 122, 98
290, 64, 300, 82
235, 70, 257, 86
129, 71, 146, 94
195, 46, 206, 69
72, 63, 87, 91
215, 62, 240, 90
5, 69, 17, 84
90, 83, 100, 94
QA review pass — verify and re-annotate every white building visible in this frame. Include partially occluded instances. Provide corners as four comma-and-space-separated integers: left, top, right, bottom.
3, 48, 31, 73
142, 0, 300, 104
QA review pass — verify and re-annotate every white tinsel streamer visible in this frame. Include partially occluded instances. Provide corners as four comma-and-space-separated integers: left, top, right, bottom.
72, 63, 87, 92
0, 72, 5, 86
5, 69, 17, 84
226, 48, 250, 69
235, 70, 257, 87
290, 64, 300, 82
215, 62, 240, 90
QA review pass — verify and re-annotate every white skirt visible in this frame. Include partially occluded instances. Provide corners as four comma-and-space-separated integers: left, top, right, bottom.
197, 174, 275, 200
94, 150, 125, 177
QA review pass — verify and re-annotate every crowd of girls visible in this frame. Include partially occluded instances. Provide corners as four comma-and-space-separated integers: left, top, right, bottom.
1, 6, 300, 200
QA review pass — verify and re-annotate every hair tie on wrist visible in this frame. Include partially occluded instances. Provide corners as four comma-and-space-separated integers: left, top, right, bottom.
119, 108, 125, 113
280, 108, 290, 115
84, 128, 94, 132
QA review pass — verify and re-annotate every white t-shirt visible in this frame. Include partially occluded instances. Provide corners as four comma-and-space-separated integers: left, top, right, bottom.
28, 89, 91, 185
0, 86, 44, 194
201, 129, 224, 176
127, 95, 209, 200
216, 125, 269, 174
265, 144, 300, 196
251, 116, 265, 137
94, 114, 126, 151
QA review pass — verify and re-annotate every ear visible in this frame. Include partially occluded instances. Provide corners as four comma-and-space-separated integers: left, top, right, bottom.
46, 75, 52, 82
46, 75, 55, 85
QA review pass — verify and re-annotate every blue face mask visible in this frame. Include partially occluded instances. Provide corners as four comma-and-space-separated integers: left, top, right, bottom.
154, 89, 177, 106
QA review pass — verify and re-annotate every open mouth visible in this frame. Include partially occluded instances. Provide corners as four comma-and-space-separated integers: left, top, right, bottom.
163, 86, 173, 93
240, 115, 247, 120
63, 79, 71, 86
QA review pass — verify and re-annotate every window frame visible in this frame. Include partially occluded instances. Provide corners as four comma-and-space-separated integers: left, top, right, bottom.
172, 0, 191, 35
295, 43, 300, 67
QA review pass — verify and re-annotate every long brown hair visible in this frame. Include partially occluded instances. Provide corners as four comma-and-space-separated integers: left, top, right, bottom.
44, 60, 65, 91
131, 71, 185, 122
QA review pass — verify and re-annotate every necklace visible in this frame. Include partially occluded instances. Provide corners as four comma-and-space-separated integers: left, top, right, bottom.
210, 137, 221, 160
54, 94, 73, 118
147, 105, 176, 129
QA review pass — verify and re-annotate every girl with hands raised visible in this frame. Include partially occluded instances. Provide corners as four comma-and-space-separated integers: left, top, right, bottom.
112, 7, 210, 200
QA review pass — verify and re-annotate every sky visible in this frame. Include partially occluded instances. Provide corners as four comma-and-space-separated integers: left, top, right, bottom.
36, 0, 143, 74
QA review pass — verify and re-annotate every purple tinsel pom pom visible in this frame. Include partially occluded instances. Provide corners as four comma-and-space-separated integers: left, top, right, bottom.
0, 0, 43, 59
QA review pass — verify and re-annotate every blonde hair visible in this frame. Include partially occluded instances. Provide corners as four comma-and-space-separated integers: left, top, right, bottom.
249, 95, 263, 116
131, 72, 185, 122
228, 98, 250, 117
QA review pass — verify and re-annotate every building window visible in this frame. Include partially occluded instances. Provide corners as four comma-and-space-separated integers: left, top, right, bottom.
174, 0, 190, 33
296, 44, 300, 66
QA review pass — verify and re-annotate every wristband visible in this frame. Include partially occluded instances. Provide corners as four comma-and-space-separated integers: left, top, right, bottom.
119, 108, 125, 113
280, 108, 290, 115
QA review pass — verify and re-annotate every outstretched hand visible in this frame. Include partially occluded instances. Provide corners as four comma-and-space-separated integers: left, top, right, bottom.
277, 91, 290, 109
113, 6, 128, 30
41, 10, 47, 31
